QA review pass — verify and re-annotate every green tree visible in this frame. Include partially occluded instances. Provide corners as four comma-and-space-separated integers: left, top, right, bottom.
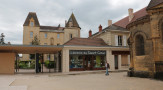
32, 35, 40, 45
30, 35, 40, 59
0, 33, 5, 45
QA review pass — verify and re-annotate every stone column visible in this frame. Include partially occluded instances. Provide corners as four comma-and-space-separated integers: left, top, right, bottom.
62, 48, 69, 73
128, 55, 130, 67
35, 53, 39, 73
56, 53, 59, 72
107, 50, 115, 70
118, 55, 121, 70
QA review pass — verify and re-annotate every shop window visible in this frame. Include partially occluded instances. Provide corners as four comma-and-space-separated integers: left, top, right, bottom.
30, 32, 33, 38
135, 35, 145, 56
70, 55, 83, 69
93, 56, 105, 68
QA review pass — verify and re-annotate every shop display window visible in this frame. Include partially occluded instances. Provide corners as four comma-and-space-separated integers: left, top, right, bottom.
70, 55, 83, 69
93, 56, 105, 68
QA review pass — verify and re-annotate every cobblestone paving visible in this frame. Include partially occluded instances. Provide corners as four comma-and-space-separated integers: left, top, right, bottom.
5, 72, 163, 90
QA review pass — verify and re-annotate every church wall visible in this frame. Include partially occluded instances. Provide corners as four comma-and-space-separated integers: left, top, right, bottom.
129, 21, 155, 77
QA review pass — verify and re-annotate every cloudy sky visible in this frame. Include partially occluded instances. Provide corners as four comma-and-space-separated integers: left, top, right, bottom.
0, 0, 151, 44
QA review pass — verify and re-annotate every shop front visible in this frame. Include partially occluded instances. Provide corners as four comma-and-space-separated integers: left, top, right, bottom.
69, 50, 106, 71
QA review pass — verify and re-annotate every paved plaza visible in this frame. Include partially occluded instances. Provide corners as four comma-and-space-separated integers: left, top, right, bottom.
0, 72, 163, 90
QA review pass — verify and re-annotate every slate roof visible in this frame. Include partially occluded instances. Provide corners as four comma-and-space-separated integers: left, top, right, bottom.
64, 38, 108, 46
114, 7, 148, 28
23, 12, 40, 27
40, 26, 64, 30
147, 0, 163, 10
91, 24, 127, 37
66, 13, 80, 28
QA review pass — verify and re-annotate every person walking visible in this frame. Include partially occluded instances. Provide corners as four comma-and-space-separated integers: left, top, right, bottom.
105, 62, 110, 75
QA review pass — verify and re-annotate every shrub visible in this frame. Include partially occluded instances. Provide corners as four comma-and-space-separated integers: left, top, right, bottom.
16, 60, 35, 69
44, 60, 56, 69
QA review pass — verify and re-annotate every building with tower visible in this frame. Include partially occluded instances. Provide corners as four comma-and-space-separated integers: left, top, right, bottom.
22, 12, 80, 61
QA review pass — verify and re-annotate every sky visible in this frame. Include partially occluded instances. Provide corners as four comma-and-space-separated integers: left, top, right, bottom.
0, 0, 151, 44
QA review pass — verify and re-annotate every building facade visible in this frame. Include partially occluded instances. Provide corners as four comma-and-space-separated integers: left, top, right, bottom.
127, 0, 163, 78
22, 12, 80, 61
62, 38, 129, 72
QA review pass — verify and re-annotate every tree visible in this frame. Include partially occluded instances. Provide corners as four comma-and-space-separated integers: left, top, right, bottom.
32, 35, 40, 45
30, 35, 41, 60
0, 33, 5, 45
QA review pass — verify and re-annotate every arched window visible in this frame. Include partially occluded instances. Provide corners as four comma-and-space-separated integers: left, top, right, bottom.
135, 35, 145, 56
50, 38, 54, 45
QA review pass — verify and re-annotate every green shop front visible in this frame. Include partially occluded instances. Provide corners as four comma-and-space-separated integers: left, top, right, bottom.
69, 50, 106, 71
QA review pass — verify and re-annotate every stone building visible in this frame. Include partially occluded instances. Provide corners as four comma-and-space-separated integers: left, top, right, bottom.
127, 0, 163, 78
88, 22, 130, 70
22, 12, 80, 61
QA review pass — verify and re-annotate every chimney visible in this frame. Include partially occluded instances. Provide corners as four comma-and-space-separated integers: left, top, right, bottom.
99, 25, 102, 32
128, 8, 134, 22
89, 30, 92, 37
108, 20, 112, 26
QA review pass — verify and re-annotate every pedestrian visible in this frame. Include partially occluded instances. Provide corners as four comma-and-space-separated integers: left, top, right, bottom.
105, 61, 110, 75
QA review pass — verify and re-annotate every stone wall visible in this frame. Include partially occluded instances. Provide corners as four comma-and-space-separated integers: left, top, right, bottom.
128, 4, 163, 78
0, 53, 15, 74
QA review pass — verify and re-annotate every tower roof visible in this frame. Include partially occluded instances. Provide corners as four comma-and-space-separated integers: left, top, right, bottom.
23, 12, 40, 27
147, 0, 163, 10
66, 13, 80, 28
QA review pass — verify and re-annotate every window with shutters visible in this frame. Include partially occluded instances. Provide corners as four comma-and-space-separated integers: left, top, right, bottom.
135, 35, 145, 56
118, 35, 122, 46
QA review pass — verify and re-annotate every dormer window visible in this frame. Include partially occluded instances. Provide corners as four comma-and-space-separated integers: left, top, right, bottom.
30, 21, 34, 27
29, 18, 34, 27
70, 34, 73, 39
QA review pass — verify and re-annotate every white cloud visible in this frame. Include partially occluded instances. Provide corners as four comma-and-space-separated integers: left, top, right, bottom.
0, 0, 151, 44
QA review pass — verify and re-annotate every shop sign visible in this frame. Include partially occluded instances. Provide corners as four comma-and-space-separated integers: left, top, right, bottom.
69, 50, 106, 55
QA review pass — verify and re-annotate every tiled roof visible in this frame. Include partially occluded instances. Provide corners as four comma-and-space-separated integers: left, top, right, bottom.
91, 24, 127, 37
23, 12, 40, 26
66, 13, 80, 28
40, 26, 64, 30
114, 7, 148, 28
147, 0, 163, 10
64, 38, 108, 46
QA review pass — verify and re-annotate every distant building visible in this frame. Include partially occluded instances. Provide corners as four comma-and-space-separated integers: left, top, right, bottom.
22, 12, 80, 61
88, 22, 130, 70
127, 0, 163, 78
